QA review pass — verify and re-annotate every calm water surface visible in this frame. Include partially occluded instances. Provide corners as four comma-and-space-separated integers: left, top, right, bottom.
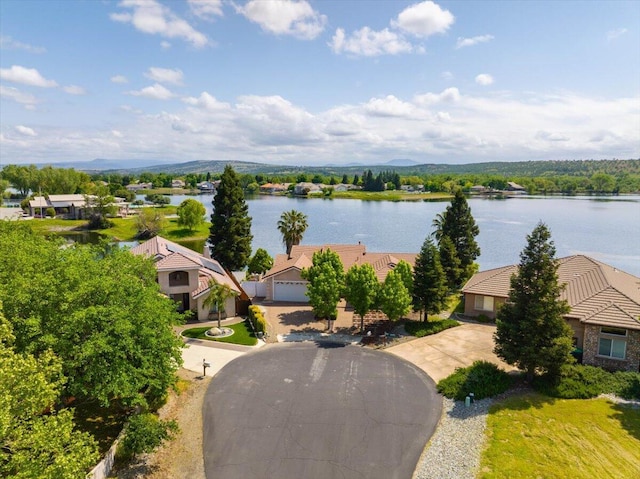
164, 194, 640, 276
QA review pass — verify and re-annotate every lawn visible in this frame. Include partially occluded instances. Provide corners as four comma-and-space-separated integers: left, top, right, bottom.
330, 190, 451, 201
182, 321, 258, 346
480, 392, 640, 478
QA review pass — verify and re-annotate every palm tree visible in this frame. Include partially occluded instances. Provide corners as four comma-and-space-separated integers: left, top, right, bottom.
203, 280, 236, 328
277, 210, 308, 258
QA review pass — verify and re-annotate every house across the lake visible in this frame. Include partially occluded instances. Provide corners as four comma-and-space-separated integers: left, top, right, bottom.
262, 243, 416, 303
130, 236, 248, 320
28, 194, 128, 219
461, 255, 640, 372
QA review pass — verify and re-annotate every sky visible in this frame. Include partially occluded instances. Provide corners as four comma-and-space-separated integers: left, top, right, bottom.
1, 0, 639, 167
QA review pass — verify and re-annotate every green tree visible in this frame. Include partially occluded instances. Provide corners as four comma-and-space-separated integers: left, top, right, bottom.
301, 249, 344, 330
86, 185, 117, 229
433, 190, 480, 287
494, 222, 573, 382
209, 165, 253, 271
177, 198, 206, 231
412, 236, 448, 321
438, 235, 462, 290
0, 306, 99, 478
144, 194, 171, 206
203, 281, 236, 328
378, 270, 412, 322
590, 173, 616, 193
344, 263, 379, 333
118, 413, 178, 460
135, 208, 166, 239
247, 248, 273, 277
277, 209, 308, 257
394, 260, 413, 297
0, 223, 184, 408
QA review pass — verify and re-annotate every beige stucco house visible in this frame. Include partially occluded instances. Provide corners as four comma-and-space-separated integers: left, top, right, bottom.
28, 194, 129, 219
131, 236, 246, 321
461, 255, 640, 372
262, 243, 416, 303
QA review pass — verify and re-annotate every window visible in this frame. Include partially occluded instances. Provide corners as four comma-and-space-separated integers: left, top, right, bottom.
474, 295, 494, 312
169, 271, 189, 287
598, 327, 627, 359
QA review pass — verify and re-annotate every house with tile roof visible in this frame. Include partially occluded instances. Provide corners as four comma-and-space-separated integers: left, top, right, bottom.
130, 236, 247, 320
262, 243, 416, 303
461, 255, 640, 372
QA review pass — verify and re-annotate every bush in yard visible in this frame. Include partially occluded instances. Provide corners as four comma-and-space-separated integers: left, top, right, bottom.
118, 413, 178, 460
437, 360, 513, 401
248, 305, 267, 333
404, 318, 459, 337
46, 207, 56, 217
533, 364, 640, 400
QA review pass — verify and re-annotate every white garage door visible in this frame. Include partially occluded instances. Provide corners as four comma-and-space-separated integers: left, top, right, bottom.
274, 281, 309, 303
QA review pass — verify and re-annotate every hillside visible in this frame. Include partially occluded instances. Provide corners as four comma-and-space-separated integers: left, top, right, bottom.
97, 158, 640, 178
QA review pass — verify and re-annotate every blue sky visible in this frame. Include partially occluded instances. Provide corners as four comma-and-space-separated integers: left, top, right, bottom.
1, 0, 639, 166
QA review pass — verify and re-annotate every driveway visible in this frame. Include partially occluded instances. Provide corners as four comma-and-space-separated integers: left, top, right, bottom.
203, 342, 441, 479
386, 321, 517, 383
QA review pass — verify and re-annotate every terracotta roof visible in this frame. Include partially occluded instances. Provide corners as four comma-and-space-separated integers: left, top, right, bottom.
130, 236, 241, 298
462, 255, 640, 330
263, 244, 416, 282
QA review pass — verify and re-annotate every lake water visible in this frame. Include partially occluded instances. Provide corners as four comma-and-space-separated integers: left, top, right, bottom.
153, 194, 640, 277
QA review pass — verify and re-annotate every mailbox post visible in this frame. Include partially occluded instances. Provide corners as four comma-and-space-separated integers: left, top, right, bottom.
202, 358, 211, 377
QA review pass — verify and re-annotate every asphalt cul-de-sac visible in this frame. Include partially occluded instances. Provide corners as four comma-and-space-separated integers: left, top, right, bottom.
203, 342, 441, 479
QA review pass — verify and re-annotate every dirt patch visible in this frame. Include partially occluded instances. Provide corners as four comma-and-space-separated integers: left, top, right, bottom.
112, 369, 210, 479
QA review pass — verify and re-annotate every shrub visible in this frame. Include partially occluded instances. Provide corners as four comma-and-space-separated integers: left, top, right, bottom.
117, 413, 178, 460
405, 319, 459, 338
534, 364, 640, 400
437, 360, 513, 401
248, 305, 267, 333
46, 207, 56, 217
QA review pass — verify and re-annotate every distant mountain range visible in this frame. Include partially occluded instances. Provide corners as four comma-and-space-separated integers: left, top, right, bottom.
17, 158, 640, 178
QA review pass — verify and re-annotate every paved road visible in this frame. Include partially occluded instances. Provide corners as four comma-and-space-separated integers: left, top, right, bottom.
203, 342, 441, 479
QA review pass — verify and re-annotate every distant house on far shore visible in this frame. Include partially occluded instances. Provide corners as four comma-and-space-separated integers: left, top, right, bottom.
506, 181, 526, 192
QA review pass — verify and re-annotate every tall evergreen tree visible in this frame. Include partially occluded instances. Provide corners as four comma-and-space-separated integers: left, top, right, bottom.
433, 190, 480, 287
412, 236, 448, 321
494, 222, 573, 382
209, 165, 253, 271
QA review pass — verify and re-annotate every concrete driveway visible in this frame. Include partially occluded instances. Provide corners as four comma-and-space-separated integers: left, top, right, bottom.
386, 321, 516, 383
203, 342, 441, 479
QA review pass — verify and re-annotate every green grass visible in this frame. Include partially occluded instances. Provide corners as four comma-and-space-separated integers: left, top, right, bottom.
182, 321, 258, 346
404, 318, 459, 337
328, 190, 452, 201
480, 392, 640, 478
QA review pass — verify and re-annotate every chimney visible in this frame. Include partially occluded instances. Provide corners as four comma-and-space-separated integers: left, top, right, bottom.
203, 243, 211, 259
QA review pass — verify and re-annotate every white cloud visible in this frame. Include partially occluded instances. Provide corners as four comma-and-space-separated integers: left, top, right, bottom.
63, 85, 87, 95
127, 83, 174, 100
414, 87, 461, 105
0, 85, 39, 108
16, 125, 37, 136
110, 0, 209, 47
144, 67, 184, 85
188, 0, 223, 20
365, 95, 416, 118
111, 75, 129, 84
441, 71, 453, 80
456, 34, 494, 49
0, 35, 46, 53
183, 91, 231, 111
607, 28, 628, 41
0, 65, 57, 88
112, 130, 124, 138
330, 27, 413, 56
475, 74, 494, 86
392, 1, 454, 38
235, 0, 326, 40
160, 40, 171, 49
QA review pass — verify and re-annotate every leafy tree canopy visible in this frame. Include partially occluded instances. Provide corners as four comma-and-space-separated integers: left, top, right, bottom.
344, 263, 379, 333
301, 249, 344, 322
247, 248, 273, 276
176, 198, 206, 231
378, 270, 412, 322
0, 222, 184, 408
